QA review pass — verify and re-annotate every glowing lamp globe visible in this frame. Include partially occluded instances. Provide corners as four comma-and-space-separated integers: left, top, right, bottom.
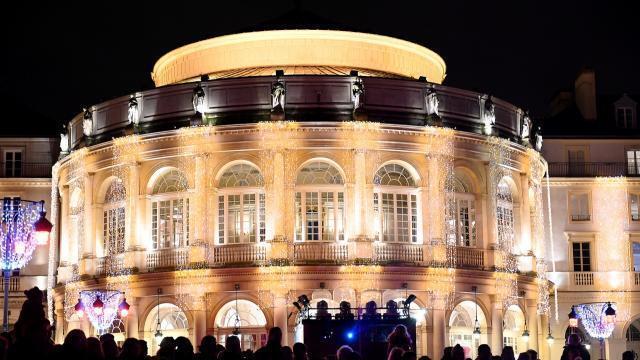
604, 302, 616, 324
33, 211, 53, 246
546, 334, 554, 345
155, 329, 163, 343
74, 299, 85, 318
473, 327, 481, 340
118, 298, 131, 317
568, 306, 579, 328
522, 329, 530, 343
93, 296, 104, 315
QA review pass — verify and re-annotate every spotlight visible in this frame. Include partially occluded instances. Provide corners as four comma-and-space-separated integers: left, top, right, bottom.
418, 76, 427, 82
384, 300, 400, 319
293, 302, 302, 311
346, 331, 355, 340
200, 74, 210, 81
404, 294, 417, 307
336, 301, 354, 320
275, 69, 284, 77
363, 300, 381, 320
350, 70, 359, 77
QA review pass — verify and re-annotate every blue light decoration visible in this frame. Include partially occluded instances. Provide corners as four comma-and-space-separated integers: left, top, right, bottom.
0, 199, 44, 270
75, 290, 127, 332
346, 331, 354, 340
574, 302, 616, 339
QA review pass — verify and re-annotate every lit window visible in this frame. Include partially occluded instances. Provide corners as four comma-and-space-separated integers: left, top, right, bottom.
632, 242, 640, 272
572, 242, 591, 271
151, 169, 190, 249
627, 150, 640, 175
103, 180, 126, 255
569, 192, 590, 221
217, 164, 265, 244
452, 179, 476, 247
295, 161, 345, 241
631, 193, 640, 221
496, 180, 515, 249
373, 164, 419, 243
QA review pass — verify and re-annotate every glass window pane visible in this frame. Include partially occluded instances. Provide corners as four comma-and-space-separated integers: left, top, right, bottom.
218, 196, 225, 244
396, 194, 409, 242
306, 192, 319, 241
321, 192, 335, 241
228, 195, 241, 244
243, 194, 256, 242
382, 193, 395, 242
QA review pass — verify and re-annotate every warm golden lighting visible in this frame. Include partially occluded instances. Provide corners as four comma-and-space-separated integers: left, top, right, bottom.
152, 30, 447, 86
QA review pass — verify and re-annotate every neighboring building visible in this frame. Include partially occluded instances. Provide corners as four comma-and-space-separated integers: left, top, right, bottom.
543, 69, 640, 359
50, 29, 549, 359
0, 136, 57, 328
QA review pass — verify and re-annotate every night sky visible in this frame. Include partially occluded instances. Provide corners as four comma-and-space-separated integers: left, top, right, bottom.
1, 1, 638, 136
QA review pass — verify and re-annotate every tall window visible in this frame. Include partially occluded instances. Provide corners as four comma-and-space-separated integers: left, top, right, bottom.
569, 192, 591, 221
617, 107, 634, 128
631, 192, 640, 221
628, 150, 640, 175
3, 150, 22, 177
572, 242, 591, 272
632, 242, 640, 272
496, 180, 515, 250
453, 179, 476, 247
103, 180, 126, 255
217, 163, 265, 244
151, 169, 190, 249
373, 163, 419, 243
295, 161, 345, 241
567, 148, 586, 176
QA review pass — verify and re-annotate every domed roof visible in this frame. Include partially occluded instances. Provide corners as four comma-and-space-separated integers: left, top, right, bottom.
151, 29, 447, 87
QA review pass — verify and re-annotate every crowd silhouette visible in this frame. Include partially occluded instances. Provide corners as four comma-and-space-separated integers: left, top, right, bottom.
0, 287, 608, 360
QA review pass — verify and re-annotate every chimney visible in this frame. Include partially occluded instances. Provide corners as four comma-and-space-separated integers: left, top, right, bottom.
574, 69, 597, 121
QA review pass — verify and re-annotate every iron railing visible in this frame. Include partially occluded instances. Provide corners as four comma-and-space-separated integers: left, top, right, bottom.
548, 162, 640, 177
0, 162, 52, 178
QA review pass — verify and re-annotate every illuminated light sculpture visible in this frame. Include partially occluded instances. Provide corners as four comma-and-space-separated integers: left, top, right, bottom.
74, 290, 128, 332
1, 197, 52, 331
573, 302, 617, 360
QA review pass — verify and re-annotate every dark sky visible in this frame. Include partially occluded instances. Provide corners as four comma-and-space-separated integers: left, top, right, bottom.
1, 1, 638, 136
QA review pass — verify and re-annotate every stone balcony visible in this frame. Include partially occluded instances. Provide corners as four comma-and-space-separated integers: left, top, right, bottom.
56, 242, 538, 282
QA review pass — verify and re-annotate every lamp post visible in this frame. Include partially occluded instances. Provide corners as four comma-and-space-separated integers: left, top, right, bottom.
572, 302, 617, 360
0, 197, 52, 331
73, 290, 129, 333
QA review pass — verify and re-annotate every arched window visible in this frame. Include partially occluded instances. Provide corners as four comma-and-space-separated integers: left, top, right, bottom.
453, 177, 477, 247
217, 164, 265, 244
496, 179, 515, 249
295, 161, 345, 241
103, 180, 126, 255
214, 300, 267, 351
448, 301, 487, 359
503, 305, 525, 353
151, 169, 190, 249
144, 303, 189, 350
373, 163, 419, 243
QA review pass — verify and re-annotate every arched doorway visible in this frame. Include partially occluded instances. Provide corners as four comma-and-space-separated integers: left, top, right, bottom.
448, 301, 488, 359
143, 303, 190, 354
214, 299, 267, 351
627, 318, 640, 355
503, 305, 526, 354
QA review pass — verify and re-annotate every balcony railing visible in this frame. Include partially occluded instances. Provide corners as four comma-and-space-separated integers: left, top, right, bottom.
209, 243, 267, 266
548, 162, 640, 177
373, 243, 423, 263
635, 272, 640, 286
293, 242, 349, 263
0, 162, 52, 178
573, 271, 594, 286
146, 247, 189, 271
95, 255, 125, 276
0, 277, 20, 292
455, 246, 485, 269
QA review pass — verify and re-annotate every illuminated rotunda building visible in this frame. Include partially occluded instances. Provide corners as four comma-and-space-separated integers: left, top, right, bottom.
50, 30, 550, 358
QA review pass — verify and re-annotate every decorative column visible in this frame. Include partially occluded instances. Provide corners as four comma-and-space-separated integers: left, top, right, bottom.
539, 314, 549, 360
526, 298, 539, 352
273, 294, 289, 346
125, 297, 140, 339
490, 296, 504, 353
192, 296, 208, 345
270, 150, 285, 241
54, 301, 66, 344
59, 186, 70, 264
353, 149, 366, 238
193, 155, 206, 244
519, 173, 531, 254
429, 308, 446, 360
484, 163, 497, 250
83, 173, 95, 258
127, 163, 140, 249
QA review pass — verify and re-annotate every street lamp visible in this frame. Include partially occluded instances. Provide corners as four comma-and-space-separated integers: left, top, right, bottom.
604, 302, 616, 324
472, 286, 481, 340
0, 197, 52, 331
568, 306, 579, 328
74, 290, 128, 332
546, 322, 554, 345
154, 288, 163, 343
